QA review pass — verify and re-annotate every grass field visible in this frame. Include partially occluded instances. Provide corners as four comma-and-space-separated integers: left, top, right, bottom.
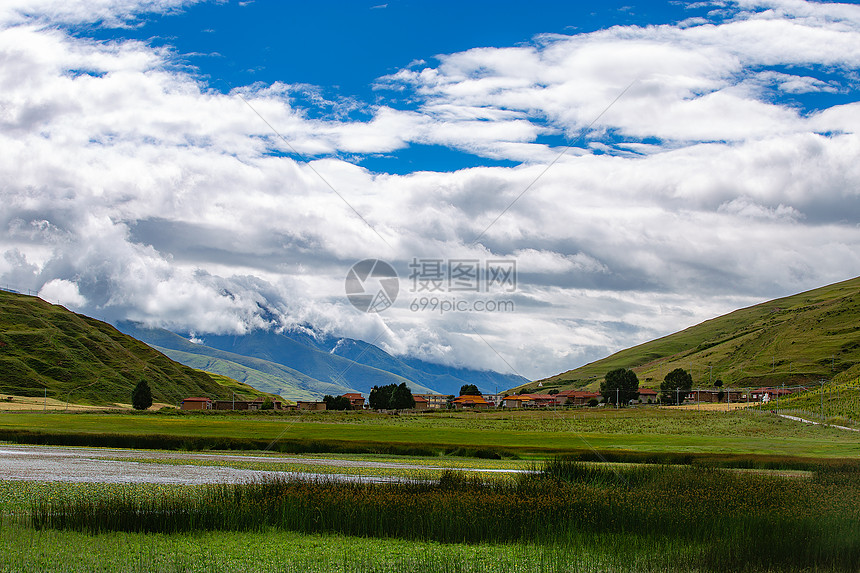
2, 407, 859, 460
3, 408, 860, 571
0, 524, 731, 573
4, 459, 860, 572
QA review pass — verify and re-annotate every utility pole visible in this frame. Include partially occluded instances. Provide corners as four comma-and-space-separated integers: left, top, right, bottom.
676, 387, 679, 407
616, 387, 619, 409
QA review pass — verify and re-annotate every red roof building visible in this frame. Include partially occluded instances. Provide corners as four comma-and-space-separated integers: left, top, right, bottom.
180, 397, 212, 410
342, 393, 365, 409
556, 390, 602, 405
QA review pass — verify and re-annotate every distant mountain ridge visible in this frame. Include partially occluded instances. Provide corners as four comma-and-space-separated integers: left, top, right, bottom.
268, 328, 528, 395
530, 276, 860, 393
117, 322, 529, 399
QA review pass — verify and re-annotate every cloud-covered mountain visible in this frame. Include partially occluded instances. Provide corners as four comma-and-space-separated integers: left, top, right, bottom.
117, 323, 526, 398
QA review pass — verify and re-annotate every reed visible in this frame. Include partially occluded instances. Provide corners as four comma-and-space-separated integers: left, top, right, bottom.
27, 460, 860, 571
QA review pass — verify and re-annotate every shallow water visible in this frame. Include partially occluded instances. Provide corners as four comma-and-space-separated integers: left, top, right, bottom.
0, 445, 403, 484
0, 444, 524, 485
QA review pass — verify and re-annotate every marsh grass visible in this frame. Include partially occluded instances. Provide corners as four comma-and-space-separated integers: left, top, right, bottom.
0, 524, 748, 573
26, 460, 860, 571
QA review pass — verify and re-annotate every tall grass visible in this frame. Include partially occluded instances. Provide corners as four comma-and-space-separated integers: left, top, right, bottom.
27, 461, 860, 571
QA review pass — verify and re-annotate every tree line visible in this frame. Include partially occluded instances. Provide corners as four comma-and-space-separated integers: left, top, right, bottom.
599, 367, 696, 406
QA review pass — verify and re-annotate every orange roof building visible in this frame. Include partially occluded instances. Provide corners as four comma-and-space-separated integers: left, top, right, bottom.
501, 395, 530, 408
451, 395, 491, 409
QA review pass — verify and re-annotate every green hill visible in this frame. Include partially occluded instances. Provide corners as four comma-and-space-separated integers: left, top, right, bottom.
151, 345, 337, 401
202, 371, 291, 404
532, 276, 860, 393
0, 290, 258, 406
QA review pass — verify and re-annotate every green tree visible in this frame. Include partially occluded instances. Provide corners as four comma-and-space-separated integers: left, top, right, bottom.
131, 379, 152, 411
660, 368, 693, 405
392, 382, 415, 410
714, 379, 724, 401
368, 384, 394, 410
260, 397, 274, 410
369, 383, 414, 410
459, 384, 481, 396
600, 368, 639, 406
323, 395, 351, 410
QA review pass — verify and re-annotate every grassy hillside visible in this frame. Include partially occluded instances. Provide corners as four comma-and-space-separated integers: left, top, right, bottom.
533, 276, 860, 393
202, 372, 291, 404
154, 346, 328, 401
0, 290, 242, 406
773, 362, 860, 425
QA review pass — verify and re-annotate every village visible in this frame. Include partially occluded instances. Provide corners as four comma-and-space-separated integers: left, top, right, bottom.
179, 386, 800, 412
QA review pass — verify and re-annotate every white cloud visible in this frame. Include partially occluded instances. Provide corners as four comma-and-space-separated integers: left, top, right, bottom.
1, 0, 860, 379
0, 0, 201, 27
38, 278, 87, 308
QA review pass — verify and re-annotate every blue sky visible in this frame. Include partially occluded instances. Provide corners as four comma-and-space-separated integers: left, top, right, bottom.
75, 0, 718, 173
2, 0, 860, 379
67, 0, 858, 175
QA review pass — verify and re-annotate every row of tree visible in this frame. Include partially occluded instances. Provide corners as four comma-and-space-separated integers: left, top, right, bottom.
368, 382, 415, 410
599, 367, 697, 406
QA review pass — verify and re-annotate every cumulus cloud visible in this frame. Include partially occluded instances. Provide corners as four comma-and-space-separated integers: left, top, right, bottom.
0, 0, 201, 27
1, 0, 860, 378
38, 278, 87, 308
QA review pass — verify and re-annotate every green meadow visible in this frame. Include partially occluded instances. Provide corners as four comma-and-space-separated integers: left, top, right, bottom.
3, 408, 860, 571
1, 407, 859, 460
